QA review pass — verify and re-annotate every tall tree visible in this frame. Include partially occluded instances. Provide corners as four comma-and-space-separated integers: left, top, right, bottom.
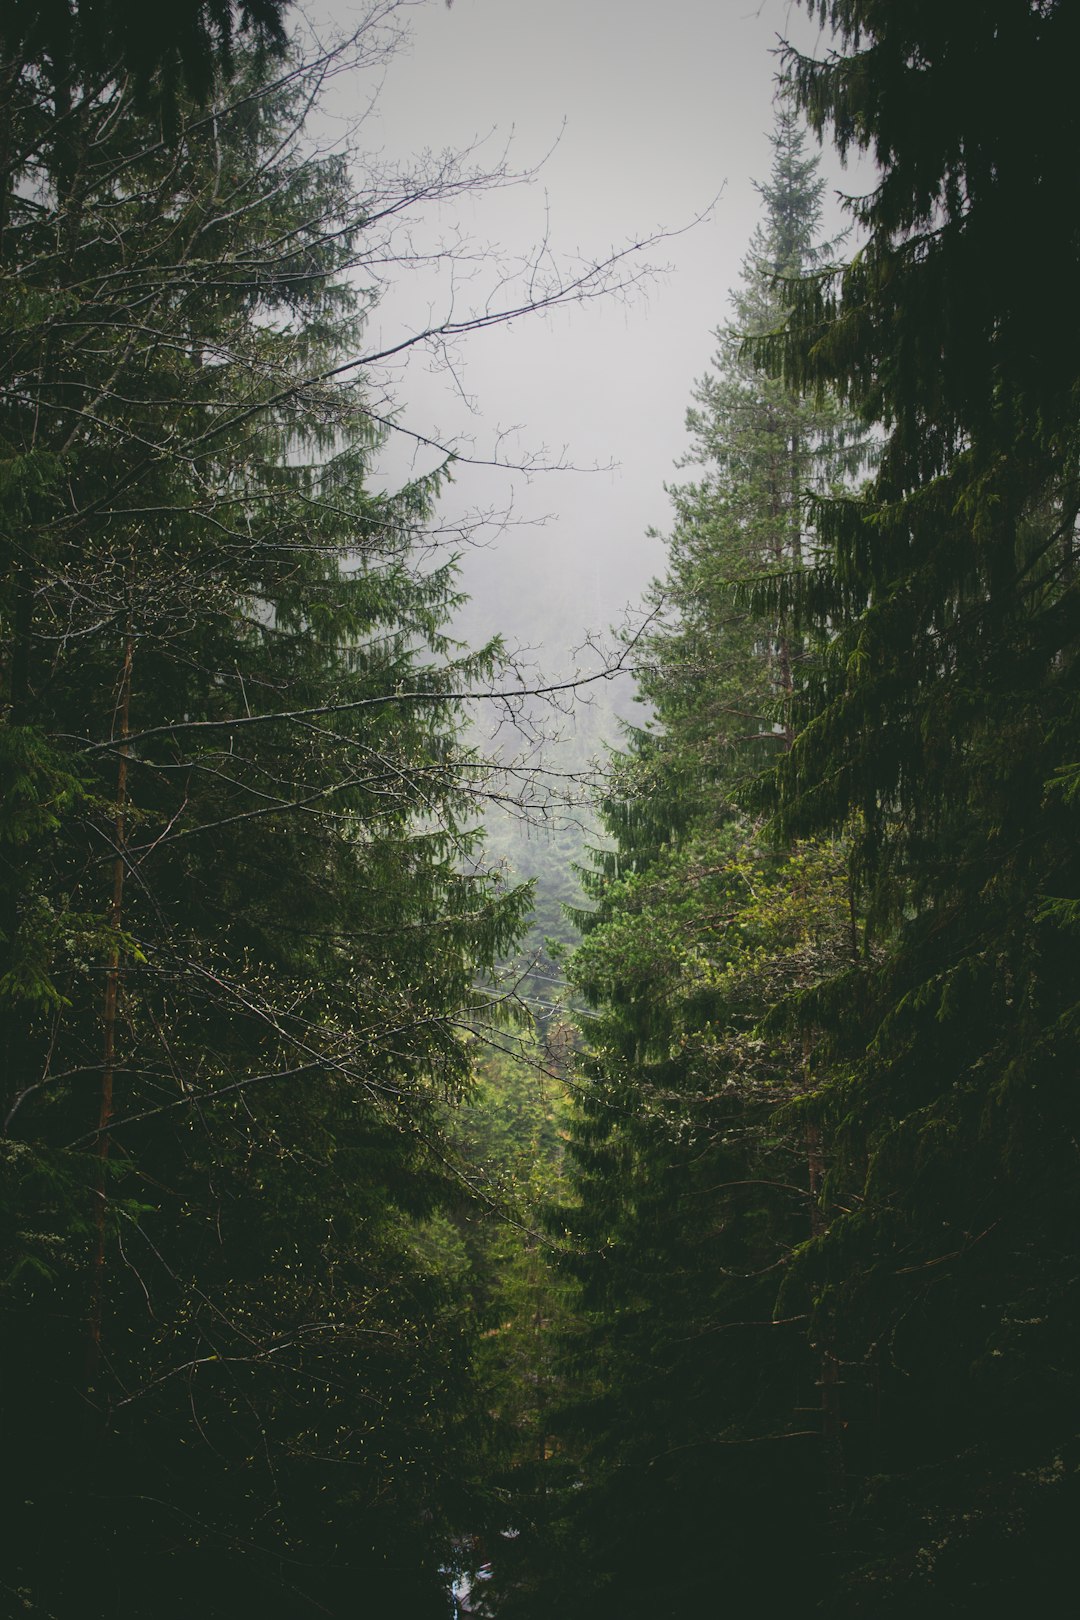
635, 99, 858, 806
0, 26, 530, 1619
752, 0, 1080, 1607
506, 106, 861, 1620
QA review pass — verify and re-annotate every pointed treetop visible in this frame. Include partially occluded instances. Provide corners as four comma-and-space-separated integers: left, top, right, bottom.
755, 96, 828, 274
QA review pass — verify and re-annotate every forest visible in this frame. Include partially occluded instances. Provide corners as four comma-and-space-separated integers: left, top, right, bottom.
2, 2, 1079, 1617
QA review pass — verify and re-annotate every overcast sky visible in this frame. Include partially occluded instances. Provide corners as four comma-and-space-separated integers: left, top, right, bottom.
307, 0, 863, 678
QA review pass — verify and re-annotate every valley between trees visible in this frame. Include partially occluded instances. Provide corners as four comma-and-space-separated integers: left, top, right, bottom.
3, 4, 1080, 1617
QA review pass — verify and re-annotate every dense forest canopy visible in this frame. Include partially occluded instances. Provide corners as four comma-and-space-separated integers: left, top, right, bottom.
3, 2, 1079, 1618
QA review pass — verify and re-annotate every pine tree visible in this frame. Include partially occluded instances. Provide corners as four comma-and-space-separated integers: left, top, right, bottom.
618, 102, 860, 844
751, 1, 1080, 1607
0, 32, 529, 1618
511, 105, 861, 1620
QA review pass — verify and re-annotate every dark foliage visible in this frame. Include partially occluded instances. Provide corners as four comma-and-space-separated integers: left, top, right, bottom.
0, 25, 524, 1618
748, 0, 1080, 1607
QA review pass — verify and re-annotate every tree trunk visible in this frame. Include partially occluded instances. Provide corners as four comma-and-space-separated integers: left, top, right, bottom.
86, 631, 134, 1403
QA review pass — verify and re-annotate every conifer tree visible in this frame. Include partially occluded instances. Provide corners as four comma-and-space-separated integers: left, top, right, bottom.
512, 105, 860, 1620
750, 1, 1080, 1606
0, 26, 528, 1618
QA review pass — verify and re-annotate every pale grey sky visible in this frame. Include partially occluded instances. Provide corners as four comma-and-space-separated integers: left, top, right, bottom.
306, 0, 861, 672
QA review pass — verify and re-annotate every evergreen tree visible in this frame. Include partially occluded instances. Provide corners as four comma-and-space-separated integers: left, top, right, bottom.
507, 106, 861, 1620
0, 29, 528, 1618
751, 1, 1080, 1608
620, 101, 859, 845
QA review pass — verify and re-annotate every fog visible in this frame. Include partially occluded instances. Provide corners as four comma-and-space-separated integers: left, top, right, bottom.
308, 0, 863, 714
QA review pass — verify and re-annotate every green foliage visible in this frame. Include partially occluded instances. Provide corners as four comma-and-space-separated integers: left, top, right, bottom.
504, 107, 863, 1620
0, 2, 291, 108
0, 26, 530, 1618
739, 1, 1080, 1607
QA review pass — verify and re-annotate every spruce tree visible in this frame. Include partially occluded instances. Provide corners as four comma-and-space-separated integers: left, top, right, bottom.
513, 105, 861, 1620
751, 1, 1080, 1607
0, 32, 527, 1618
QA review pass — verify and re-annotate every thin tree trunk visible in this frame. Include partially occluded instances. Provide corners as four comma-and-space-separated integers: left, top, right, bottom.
805, 1112, 845, 1529
8, 565, 34, 722
775, 474, 846, 1513
86, 632, 134, 1400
